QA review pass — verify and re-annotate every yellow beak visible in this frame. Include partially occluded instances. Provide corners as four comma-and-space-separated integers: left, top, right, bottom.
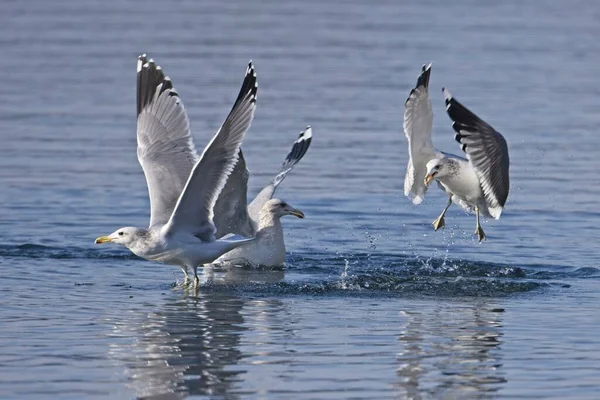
95, 236, 113, 244
424, 173, 435, 186
288, 208, 305, 219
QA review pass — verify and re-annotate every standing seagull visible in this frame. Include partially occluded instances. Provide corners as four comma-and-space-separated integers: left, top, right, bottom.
211, 126, 312, 266
403, 64, 510, 241
95, 55, 258, 284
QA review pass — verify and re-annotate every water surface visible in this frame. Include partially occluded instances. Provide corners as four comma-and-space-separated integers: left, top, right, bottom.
1, 0, 600, 398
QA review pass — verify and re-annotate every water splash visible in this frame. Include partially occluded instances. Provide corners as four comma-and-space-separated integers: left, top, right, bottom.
1, 244, 592, 298
340, 258, 350, 289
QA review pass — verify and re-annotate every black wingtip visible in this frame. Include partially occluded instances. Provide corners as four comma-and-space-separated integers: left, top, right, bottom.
444, 89, 471, 126
405, 63, 432, 105
443, 89, 488, 150
137, 54, 148, 72
442, 87, 453, 107
417, 63, 432, 89
298, 126, 312, 141
232, 61, 258, 108
284, 126, 312, 167
136, 54, 178, 117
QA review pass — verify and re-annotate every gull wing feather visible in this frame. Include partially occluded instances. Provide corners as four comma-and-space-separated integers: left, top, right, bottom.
212, 149, 255, 238
166, 62, 258, 240
443, 88, 510, 219
247, 126, 312, 222
136, 55, 199, 228
403, 63, 438, 204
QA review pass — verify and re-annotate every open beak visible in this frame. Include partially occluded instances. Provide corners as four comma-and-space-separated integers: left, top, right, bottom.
424, 173, 436, 186
95, 236, 113, 244
287, 208, 305, 219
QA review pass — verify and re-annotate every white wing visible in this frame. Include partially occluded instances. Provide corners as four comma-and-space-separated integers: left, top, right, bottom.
213, 126, 312, 237
443, 88, 510, 219
247, 126, 312, 222
166, 62, 258, 240
212, 149, 255, 238
403, 63, 439, 205
136, 55, 199, 228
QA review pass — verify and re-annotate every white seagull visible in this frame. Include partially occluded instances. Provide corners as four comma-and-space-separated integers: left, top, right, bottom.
403, 63, 510, 241
95, 55, 258, 284
211, 127, 312, 266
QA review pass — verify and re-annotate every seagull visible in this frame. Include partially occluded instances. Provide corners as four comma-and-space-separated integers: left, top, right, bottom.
403, 64, 510, 242
214, 198, 305, 267
211, 127, 312, 266
95, 55, 258, 285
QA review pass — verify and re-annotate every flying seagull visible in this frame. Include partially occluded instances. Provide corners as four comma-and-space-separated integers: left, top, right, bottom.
95, 55, 258, 284
403, 63, 510, 241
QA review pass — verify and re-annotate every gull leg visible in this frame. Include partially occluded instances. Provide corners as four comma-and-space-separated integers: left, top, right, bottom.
193, 265, 200, 287
181, 266, 190, 286
475, 206, 486, 242
432, 197, 452, 231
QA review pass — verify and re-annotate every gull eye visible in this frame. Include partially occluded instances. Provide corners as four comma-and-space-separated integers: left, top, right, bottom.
280, 202, 288, 208
118, 231, 124, 236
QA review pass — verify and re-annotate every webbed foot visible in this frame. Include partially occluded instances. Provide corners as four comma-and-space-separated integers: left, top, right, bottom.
432, 216, 445, 231
475, 225, 487, 242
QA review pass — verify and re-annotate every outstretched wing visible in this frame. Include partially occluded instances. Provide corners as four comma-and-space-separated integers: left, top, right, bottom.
212, 149, 255, 238
443, 88, 510, 219
247, 126, 312, 223
403, 63, 438, 205
136, 55, 199, 228
165, 62, 258, 240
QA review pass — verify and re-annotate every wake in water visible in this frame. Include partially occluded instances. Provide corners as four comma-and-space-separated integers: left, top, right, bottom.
2, 244, 590, 297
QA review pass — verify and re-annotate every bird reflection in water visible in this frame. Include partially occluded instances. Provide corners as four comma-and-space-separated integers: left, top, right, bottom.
395, 302, 506, 399
108, 266, 284, 399
202, 263, 285, 286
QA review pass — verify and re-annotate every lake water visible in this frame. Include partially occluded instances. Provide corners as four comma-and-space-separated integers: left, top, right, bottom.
1, 0, 600, 398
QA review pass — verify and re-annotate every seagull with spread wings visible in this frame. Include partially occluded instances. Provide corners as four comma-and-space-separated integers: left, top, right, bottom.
403, 63, 510, 242
211, 126, 312, 266
95, 55, 258, 285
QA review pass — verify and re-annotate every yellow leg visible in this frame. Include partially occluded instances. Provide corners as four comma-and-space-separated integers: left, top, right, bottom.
475, 206, 486, 242
180, 266, 192, 287
432, 197, 452, 231
193, 265, 200, 287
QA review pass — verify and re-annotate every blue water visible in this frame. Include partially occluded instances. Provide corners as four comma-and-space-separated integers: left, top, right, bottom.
2, 0, 600, 398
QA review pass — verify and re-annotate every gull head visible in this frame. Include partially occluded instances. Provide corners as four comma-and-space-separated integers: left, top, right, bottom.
263, 199, 305, 219
424, 158, 448, 185
95, 227, 145, 248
